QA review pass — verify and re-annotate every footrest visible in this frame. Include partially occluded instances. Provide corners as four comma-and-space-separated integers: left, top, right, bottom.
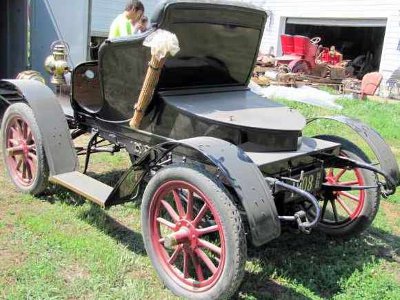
50, 171, 113, 207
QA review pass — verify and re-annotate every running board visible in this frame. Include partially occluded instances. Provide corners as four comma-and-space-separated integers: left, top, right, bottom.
50, 171, 113, 207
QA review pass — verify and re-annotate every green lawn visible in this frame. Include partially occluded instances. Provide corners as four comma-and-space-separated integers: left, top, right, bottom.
0, 97, 400, 299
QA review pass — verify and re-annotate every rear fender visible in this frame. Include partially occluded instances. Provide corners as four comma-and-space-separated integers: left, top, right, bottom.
109, 137, 281, 247
0, 79, 77, 175
307, 115, 400, 185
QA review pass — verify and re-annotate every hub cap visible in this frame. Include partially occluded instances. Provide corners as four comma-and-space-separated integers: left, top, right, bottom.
149, 180, 225, 291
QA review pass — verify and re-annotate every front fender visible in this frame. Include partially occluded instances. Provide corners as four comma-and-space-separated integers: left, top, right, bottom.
307, 115, 399, 185
0, 79, 77, 175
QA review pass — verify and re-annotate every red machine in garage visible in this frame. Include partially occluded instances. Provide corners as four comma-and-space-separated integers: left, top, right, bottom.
277, 34, 343, 75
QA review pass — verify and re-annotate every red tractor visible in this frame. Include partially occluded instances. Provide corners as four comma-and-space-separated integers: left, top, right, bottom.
277, 34, 343, 76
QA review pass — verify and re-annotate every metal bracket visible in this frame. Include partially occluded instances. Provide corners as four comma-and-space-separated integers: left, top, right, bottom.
266, 177, 321, 232
316, 153, 397, 197
307, 116, 399, 186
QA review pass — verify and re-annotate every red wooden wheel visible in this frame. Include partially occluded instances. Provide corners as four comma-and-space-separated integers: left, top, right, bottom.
150, 180, 225, 290
310, 135, 380, 238
141, 166, 246, 299
1, 103, 49, 195
5, 116, 38, 187
321, 163, 366, 226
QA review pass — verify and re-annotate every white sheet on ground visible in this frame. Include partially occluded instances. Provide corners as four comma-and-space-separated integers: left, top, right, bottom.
249, 81, 350, 110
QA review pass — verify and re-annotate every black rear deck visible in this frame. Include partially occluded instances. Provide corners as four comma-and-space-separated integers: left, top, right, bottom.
152, 89, 305, 152
161, 89, 306, 131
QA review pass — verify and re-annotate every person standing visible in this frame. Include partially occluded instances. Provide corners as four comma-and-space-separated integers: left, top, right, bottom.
108, 1, 145, 39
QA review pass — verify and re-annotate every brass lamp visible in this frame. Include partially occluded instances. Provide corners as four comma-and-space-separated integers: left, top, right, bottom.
44, 41, 70, 86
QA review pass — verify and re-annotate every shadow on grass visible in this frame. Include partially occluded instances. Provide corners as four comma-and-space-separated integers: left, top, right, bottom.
40, 169, 400, 299
239, 228, 400, 299
41, 170, 146, 255
78, 204, 146, 255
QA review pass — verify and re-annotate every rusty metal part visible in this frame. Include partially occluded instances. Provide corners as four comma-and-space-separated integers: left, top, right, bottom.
330, 66, 346, 80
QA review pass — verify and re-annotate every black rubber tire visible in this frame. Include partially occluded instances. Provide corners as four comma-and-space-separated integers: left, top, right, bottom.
141, 165, 247, 300
314, 135, 379, 238
1, 103, 49, 195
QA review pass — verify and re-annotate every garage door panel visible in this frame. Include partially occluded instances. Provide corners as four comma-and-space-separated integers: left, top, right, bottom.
286, 18, 387, 27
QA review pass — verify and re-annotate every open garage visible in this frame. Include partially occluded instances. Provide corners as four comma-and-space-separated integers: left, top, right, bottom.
256, 0, 400, 94
285, 18, 386, 78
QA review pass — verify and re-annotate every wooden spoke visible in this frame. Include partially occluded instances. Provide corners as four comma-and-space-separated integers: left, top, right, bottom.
6, 145, 24, 156
186, 191, 194, 220
22, 162, 28, 180
10, 126, 19, 137
337, 197, 353, 216
168, 245, 182, 265
22, 122, 29, 139
172, 190, 185, 217
195, 248, 217, 274
8, 138, 19, 146
26, 161, 33, 180
161, 200, 180, 223
193, 203, 208, 226
198, 238, 221, 256
338, 191, 359, 202
157, 217, 176, 230
196, 225, 219, 236
334, 169, 347, 181
26, 126, 33, 142
15, 121, 24, 137
16, 158, 23, 171
189, 250, 204, 282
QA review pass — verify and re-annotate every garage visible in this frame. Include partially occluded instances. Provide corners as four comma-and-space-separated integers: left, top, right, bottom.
256, 0, 400, 95
285, 18, 387, 78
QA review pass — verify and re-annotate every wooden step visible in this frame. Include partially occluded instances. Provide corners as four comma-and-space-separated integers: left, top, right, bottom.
50, 171, 113, 207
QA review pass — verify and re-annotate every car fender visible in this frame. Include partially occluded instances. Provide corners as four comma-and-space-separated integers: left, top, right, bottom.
307, 115, 399, 184
109, 136, 281, 247
0, 79, 77, 175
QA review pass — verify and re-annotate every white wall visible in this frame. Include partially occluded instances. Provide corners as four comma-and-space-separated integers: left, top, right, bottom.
252, 0, 400, 84
91, 0, 160, 37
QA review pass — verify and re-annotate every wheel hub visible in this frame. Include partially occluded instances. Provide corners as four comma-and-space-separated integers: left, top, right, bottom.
164, 219, 199, 250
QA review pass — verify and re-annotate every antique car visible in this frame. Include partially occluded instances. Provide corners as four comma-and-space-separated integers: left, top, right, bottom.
0, 1, 398, 299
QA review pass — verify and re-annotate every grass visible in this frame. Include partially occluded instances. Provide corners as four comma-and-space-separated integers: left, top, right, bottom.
0, 97, 400, 299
